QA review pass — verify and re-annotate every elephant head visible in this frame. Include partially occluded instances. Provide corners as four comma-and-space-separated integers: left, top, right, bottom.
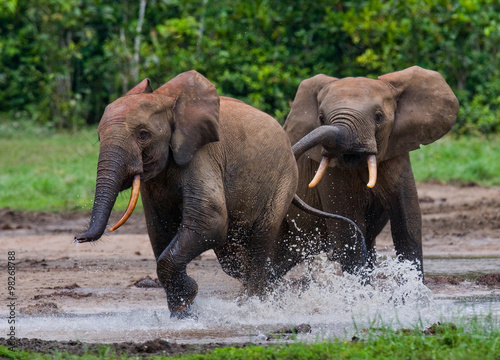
286, 66, 459, 188
75, 71, 219, 242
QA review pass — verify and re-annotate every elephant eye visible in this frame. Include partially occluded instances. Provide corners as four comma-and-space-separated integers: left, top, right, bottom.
318, 113, 325, 123
375, 112, 383, 123
138, 130, 151, 141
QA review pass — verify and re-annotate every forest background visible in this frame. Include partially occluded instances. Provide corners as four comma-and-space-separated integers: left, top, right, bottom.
2, 0, 500, 135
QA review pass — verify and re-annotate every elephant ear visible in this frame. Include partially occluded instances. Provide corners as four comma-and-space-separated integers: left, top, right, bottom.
155, 70, 220, 166
284, 74, 338, 145
125, 78, 153, 95
284, 74, 337, 163
379, 66, 459, 159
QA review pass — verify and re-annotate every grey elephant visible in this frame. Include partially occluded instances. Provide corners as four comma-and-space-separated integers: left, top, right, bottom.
282, 66, 459, 278
75, 70, 364, 318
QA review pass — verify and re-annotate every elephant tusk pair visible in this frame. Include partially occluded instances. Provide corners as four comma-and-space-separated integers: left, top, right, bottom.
109, 174, 141, 232
308, 154, 377, 189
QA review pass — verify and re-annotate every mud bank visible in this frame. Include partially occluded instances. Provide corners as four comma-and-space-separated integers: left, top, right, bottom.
0, 183, 499, 356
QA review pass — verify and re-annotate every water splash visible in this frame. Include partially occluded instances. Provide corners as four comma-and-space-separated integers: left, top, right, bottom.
188, 254, 436, 337
17, 254, 440, 343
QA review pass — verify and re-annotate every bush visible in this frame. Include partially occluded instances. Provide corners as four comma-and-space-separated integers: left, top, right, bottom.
1, 0, 500, 132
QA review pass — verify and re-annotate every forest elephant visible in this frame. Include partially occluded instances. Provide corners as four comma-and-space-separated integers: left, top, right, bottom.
283, 66, 459, 279
74, 70, 364, 318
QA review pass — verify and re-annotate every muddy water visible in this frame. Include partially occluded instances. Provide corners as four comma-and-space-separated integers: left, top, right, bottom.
14, 255, 500, 344
424, 257, 500, 325
3, 182, 500, 348
425, 258, 500, 276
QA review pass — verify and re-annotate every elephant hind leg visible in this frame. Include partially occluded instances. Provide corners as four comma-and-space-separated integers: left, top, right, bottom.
214, 241, 248, 282
241, 172, 297, 297
244, 218, 285, 297
245, 246, 274, 297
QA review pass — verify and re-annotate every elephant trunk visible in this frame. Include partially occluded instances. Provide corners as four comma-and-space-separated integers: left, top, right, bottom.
292, 125, 346, 160
74, 149, 132, 243
292, 125, 377, 188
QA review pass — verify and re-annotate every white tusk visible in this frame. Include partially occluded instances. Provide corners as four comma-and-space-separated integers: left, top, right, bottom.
309, 156, 331, 188
110, 174, 141, 232
366, 155, 377, 188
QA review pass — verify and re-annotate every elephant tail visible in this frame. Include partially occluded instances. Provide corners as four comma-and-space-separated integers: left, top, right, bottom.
292, 194, 366, 245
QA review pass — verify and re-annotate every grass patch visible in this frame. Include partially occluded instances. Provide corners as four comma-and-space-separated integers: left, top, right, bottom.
0, 320, 499, 359
0, 125, 137, 212
410, 133, 500, 186
1, 123, 499, 212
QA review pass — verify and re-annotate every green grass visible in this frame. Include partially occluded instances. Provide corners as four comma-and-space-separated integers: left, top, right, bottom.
1, 124, 499, 212
0, 320, 499, 359
0, 124, 135, 212
410, 134, 500, 186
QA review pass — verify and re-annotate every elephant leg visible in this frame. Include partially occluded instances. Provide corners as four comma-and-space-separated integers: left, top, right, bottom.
214, 240, 247, 282
324, 217, 368, 276
338, 231, 368, 276
245, 244, 273, 297
156, 227, 224, 317
244, 214, 288, 297
314, 172, 368, 277
387, 166, 424, 280
365, 202, 390, 269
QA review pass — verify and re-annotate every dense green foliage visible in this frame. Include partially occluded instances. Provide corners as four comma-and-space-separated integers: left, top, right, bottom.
1, 321, 499, 359
2, 0, 500, 133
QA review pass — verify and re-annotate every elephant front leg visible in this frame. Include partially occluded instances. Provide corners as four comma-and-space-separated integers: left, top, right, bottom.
159, 266, 198, 318
388, 168, 424, 280
389, 198, 423, 279
324, 218, 368, 277
339, 232, 369, 280
156, 228, 217, 318
364, 201, 391, 270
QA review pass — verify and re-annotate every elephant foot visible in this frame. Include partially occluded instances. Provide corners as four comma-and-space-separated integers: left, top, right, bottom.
170, 302, 198, 320
165, 274, 198, 316
245, 280, 274, 300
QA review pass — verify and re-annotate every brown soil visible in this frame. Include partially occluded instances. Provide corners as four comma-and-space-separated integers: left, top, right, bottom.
1, 182, 499, 357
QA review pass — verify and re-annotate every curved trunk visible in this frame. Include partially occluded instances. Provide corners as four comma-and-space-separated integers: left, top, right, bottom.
75, 152, 128, 243
291, 125, 346, 160
291, 125, 377, 188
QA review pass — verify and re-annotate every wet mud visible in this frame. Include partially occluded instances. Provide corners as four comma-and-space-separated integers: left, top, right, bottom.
0, 183, 499, 356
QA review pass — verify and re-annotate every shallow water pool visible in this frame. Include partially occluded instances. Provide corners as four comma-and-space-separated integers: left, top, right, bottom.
15, 256, 500, 344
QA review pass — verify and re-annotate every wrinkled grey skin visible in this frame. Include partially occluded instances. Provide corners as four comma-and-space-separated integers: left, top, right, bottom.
75, 71, 364, 318
282, 66, 459, 279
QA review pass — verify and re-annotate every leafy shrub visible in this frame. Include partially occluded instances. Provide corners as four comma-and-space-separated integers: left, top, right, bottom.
1, 0, 500, 132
